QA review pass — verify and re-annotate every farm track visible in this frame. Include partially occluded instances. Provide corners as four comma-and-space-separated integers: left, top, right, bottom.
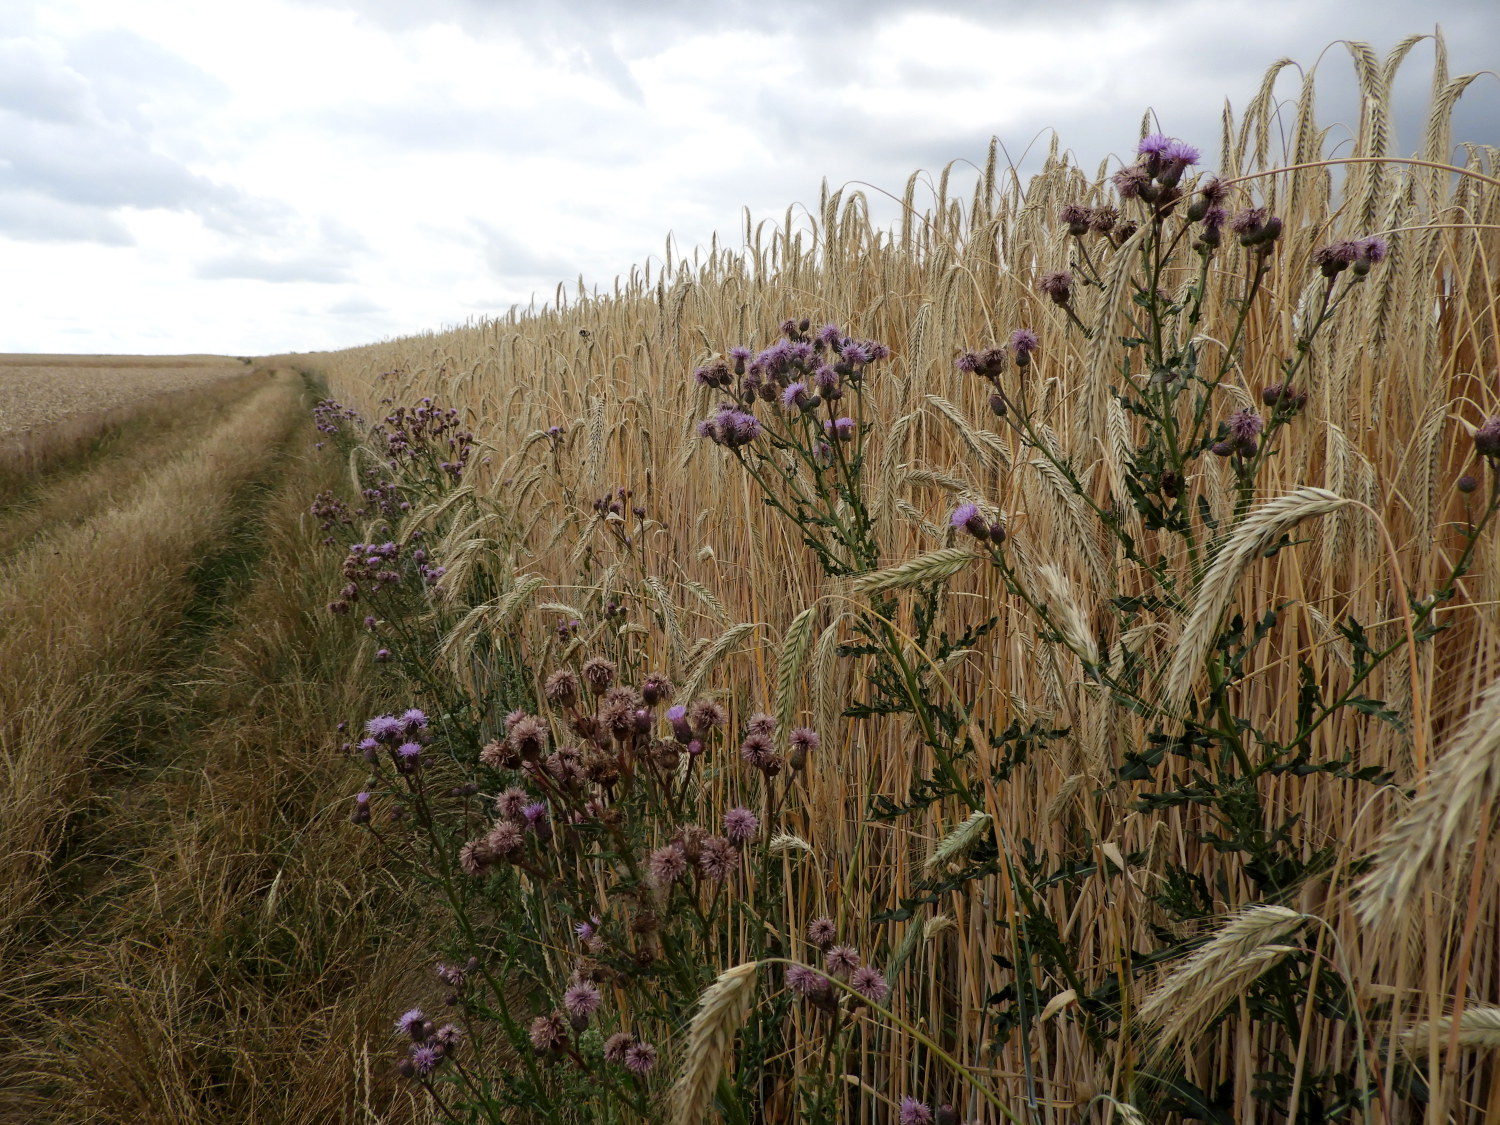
0, 370, 267, 564
0, 368, 424, 1124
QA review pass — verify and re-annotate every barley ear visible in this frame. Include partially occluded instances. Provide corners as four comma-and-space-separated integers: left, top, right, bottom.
670, 962, 759, 1125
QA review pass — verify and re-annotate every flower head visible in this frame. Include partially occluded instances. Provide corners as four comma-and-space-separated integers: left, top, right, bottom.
825, 945, 861, 979
399, 708, 428, 735
408, 1043, 443, 1077
899, 1097, 934, 1125
649, 843, 688, 886
563, 981, 602, 1021
723, 807, 759, 844
544, 668, 579, 707
623, 1040, 658, 1075
807, 917, 837, 948
366, 715, 404, 743
1009, 328, 1039, 359
395, 1008, 429, 1041
1475, 416, 1500, 460
529, 1012, 569, 1053
851, 965, 889, 1002
697, 835, 738, 881
1038, 271, 1073, 306
786, 964, 832, 998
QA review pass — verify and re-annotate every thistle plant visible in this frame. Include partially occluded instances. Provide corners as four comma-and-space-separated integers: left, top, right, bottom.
689, 134, 1500, 1121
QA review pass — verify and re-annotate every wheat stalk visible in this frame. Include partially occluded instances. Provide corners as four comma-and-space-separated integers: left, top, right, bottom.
670, 962, 759, 1125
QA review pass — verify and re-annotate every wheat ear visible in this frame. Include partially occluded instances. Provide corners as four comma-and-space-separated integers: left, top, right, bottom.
1398, 1007, 1500, 1054
924, 811, 994, 874
1356, 673, 1500, 926
1163, 488, 1350, 714
670, 962, 759, 1125
1136, 905, 1305, 1061
851, 547, 980, 595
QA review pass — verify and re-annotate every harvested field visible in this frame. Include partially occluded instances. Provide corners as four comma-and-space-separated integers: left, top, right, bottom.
0, 354, 249, 438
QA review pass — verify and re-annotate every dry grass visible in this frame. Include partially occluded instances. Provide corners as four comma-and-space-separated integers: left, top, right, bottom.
0, 367, 426, 1123
284, 33, 1500, 1123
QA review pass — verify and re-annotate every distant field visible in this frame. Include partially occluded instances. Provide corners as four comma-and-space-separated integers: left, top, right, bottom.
0, 354, 248, 437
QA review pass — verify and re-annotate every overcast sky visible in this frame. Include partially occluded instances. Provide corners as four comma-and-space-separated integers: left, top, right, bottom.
0, 0, 1494, 356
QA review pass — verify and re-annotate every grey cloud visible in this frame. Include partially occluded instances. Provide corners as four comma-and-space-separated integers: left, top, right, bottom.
0, 39, 94, 124
0, 31, 283, 245
472, 220, 577, 278
0, 191, 134, 245
195, 254, 354, 284
325, 296, 386, 316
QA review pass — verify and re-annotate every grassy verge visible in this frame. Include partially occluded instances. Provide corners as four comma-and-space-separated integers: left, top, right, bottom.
0, 371, 429, 1123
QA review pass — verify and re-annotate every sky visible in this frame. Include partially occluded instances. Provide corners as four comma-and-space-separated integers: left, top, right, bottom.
0, 0, 1494, 357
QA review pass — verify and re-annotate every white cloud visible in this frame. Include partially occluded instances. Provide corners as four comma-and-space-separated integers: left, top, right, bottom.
0, 0, 1494, 355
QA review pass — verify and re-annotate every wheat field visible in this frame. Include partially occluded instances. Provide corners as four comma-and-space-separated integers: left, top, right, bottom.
291, 37, 1500, 1123
1, 32, 1496, 1125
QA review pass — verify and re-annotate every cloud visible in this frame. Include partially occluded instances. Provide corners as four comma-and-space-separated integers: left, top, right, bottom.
0, 30, 284, 246
472, 219, 577, 279
194, 253, 353, 283
0, 191, 134, 245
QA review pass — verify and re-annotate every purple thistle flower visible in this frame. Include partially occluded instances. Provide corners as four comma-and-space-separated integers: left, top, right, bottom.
1038, 271, 1073, 305
951, 502, 990, 542
1227, 408, 1264, 446
400, 708, 427, 734
841, 341, 873, 365
825, 416, 855, 442
623, 1041, 658, 1075
366, 715, 403, 743
899, 1097, 934, 1125
395, 1008, 426, 1039
408, 1043, 443, 1077
574, 914, 601, 940
522, 802, 549, 827
563, 981, 602, 1020
688, 699, 727, 733
807, 917, 836, 948
1112, 165, 1151, 199
739, 732, 777, 770
649, 844, 688, 886
603, 1032, 632, 1064
746, 712, 777, 736
780, 381, 810, 410
787, 964, 832, 998
544, 668, 578, 707
529, 1012, 569, 1053
396, 741, 423, 770
1475, 416, 1500, 459
494, 787, 530, 821
486, 820, 525, 858
723, 807, 759, 844
1162, 139, 1200, 166
697, 835, 737, 881
789, 727, 819, 755
1358, 235, 1388, 264
434, 1024, 462, 1050
851, 965, 889, 1002
825, 945, 861, 979
667, 704, 693, 743
435, 962, 465, 988
1137, 133, 1174, 159
955, 351, 982, 374
1009, 328, 1039, 359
